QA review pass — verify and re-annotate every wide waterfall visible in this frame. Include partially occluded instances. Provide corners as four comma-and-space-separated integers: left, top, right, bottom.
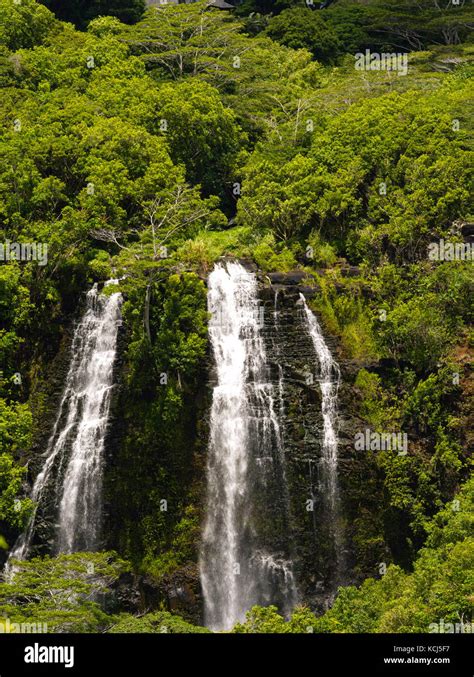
300, 294, 344, 583
200, 262, 298, 631
9, 281, 122, 563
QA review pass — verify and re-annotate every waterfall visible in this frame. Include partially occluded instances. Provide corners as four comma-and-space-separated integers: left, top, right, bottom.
8, 281, 122, 563
299, 294, 344, 582
200, 262, 297, 631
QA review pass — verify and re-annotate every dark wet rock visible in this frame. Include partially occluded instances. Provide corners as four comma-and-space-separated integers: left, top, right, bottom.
460, 222, 474, 236
109, 572, 143, 614
255, 280, 370, 609
236, 257, 258, 272
143, 564, 202, 624
340, 266, 362, 278
266, 270, 315, 286
297, 285, 319, 297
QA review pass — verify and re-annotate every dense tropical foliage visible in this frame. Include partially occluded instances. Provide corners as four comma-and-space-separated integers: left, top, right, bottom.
0, 0, 472, 633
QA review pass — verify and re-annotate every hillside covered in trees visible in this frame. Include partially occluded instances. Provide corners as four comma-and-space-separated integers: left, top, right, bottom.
0, 0, 472, 637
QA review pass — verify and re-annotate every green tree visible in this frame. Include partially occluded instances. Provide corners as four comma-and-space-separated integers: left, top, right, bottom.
109, 610, 210, 633
40, 0, 145, 29
265, 8, 341, 63
153, 79, 241, 196
0, 0, 56, 51
377, 295, 452, 373
0, 552, 129, 632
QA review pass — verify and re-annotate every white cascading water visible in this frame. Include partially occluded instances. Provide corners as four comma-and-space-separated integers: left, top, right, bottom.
200, 262, 297, 631
300, 294, 344, 574
8, 281, 122, 563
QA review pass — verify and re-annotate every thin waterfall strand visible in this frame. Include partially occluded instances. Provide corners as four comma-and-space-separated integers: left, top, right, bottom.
300, 294, 344, 577
8, 282, 122, 564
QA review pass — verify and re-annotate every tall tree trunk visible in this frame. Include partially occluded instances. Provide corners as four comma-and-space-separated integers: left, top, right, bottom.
144, 283, 152, 344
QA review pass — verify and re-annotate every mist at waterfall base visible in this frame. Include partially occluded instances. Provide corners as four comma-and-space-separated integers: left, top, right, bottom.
8, 282, 122, 564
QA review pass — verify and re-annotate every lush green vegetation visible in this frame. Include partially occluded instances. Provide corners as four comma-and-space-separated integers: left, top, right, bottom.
0, 552, 128, 631
234, 476, 474, 633
240, 0, 474, 55
0, 0, 472, 633
109, 609, 210, 633
39, 1, 146, 29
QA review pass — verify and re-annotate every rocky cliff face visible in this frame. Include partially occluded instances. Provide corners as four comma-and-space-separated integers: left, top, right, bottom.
255, 271, 361, 610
